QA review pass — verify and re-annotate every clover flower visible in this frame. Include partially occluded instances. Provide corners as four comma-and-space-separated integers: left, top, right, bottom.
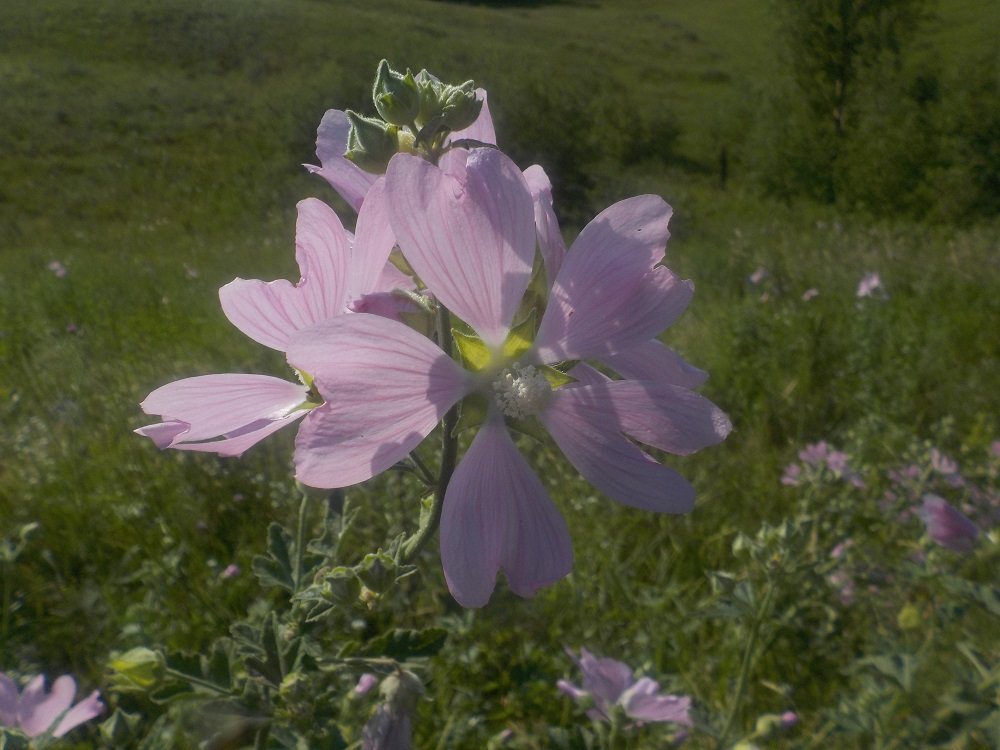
557, 648, 691, 726
0, 673, 103, 739
136, 193, 412, 456
286, 147, 730, 606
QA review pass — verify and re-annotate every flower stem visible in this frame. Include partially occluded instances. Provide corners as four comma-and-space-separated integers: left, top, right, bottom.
715, 578, 777, 749
401, 307, 458, 562
293, 491, 310, 592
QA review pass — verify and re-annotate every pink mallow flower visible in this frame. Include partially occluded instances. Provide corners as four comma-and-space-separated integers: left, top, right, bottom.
919, 495, 979, 552
285, 147, 731, 607
557, 648, 692, 726
136, 192, 412, 456
0, 673, 103, 738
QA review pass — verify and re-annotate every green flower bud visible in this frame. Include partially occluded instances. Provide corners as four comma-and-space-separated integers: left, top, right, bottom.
373, 60, 421, 127
344, 110, 398, 174
321, 566, 362, 605
379, 670, 424, 714
355, 551, 396, 594
438, 80, 482, 133
107, 647, 164, 692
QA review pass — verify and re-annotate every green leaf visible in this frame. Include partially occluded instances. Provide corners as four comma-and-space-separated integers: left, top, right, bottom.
941, 576, 1000, 616
852, 653, 916, 692
252, 523, 295, 592
359, 627, 448, 660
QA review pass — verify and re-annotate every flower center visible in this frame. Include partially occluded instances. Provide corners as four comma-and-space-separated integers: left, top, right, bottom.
492, 364, 552, 419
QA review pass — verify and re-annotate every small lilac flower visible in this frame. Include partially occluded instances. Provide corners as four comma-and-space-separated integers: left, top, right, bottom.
557, 648, 692, 726
991, 440, 1000, 457
830, 539, 853, 559
287, 148, 731, 606
748, 266, 767, 285
801, 288, 819, 301
137, 194, 412, 456
798, 441, 829, 467
919, 495, 979, 552
825, 450, 849, 474
221, 564, 240, 579
827, 570, 856, 605
780, 464, 801, 486
856, 271, 883, 298
930, 448, 958, 475
47, 261, 67, 278
781, 711, 799, 728
354, 673, 378, 696
0, 673, 103, 738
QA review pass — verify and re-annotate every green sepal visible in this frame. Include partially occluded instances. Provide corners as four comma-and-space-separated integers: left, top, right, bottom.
502, 309, 536, 361
453, 392, 489, 436
453, 329, 493, 372
540, 363, 577, 388
508, 416, 548, 443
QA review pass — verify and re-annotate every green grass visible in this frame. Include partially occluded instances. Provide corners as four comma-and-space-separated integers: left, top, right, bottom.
1, 0, 998, 747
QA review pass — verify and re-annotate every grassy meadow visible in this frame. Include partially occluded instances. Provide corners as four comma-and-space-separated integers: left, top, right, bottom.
1, 0, 998, 747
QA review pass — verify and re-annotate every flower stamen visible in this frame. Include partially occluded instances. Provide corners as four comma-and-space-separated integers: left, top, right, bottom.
492, 364, 552, 419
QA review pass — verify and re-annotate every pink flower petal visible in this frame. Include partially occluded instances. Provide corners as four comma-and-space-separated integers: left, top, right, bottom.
577, 649, 634, 709
523, 164, 566, 287
305, 109, 378, 212
621, 680, 691, 725
50, 689, 103, 738
349, 178, 399, 298
600, 380, 731, 455
287, 314, 470, 488
138, 374, 309, 454
541, 387, 696, 513
385, 149, 535, 347
440, 418, 573, 607
220, 198, 350, 351
0, 673, 19, 727
449, 88, 497, 146
602, 340, 709, 389
534, 196, 692, 361
18, 675, 75, 737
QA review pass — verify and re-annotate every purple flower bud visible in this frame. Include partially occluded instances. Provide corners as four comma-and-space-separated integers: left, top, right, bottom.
919, 495, 979, 552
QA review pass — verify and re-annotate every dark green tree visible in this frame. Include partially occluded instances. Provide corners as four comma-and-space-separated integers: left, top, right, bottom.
776, 0, 925, 200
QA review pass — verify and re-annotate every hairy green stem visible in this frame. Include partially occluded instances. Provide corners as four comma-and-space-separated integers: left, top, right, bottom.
293, 492, 310, 592
716, 578, 777, 749
402, 307, 458, 562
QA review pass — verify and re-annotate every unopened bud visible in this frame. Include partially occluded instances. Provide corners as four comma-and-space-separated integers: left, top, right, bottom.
321, 566, 362, 605
356, 551, 396, 593
108, 647, 164, 691
373, 60, 421, 127
438, 80, 482, 132
344, 110, 398, 173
